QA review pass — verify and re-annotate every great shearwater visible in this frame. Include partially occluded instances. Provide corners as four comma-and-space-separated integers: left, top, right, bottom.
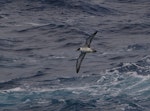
76, 31, 98, 73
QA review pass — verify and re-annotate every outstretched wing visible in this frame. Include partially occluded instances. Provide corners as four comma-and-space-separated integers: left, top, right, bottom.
85, 31, 98, 47
76, 52, 86, 73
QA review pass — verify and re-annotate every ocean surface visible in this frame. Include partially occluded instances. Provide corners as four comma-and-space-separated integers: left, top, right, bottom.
0, 0, 150, 111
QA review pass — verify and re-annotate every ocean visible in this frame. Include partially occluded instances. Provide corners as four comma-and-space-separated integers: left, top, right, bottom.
0, 0, 150, 111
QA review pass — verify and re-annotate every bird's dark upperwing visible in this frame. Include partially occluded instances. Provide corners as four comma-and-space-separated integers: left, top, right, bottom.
76, 52, 86, 73
85, 31, 98, 47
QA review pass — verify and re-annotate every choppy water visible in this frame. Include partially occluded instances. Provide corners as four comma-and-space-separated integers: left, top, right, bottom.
0, 0, 150, 111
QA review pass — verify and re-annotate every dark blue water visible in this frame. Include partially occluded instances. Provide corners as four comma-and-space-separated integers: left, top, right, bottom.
0, 0, 150, 111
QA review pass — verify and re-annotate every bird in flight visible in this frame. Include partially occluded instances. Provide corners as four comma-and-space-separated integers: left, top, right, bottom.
76, 31, 98, 73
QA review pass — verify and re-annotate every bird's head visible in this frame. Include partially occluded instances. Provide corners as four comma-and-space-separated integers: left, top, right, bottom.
76, 48, 80, 51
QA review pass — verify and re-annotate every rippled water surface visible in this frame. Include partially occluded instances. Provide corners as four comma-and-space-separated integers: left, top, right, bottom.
0, 0, 150, 111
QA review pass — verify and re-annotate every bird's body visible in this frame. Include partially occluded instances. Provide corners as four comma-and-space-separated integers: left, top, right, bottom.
79, 47, 96, 53
76, 31, 98, 73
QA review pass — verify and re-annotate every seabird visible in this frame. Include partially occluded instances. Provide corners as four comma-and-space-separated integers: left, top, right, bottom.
76, 31, 98, 73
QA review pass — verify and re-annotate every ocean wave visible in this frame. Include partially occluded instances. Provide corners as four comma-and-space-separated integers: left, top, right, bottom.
106, 0, 150, 3
0, 71, 149, 111
106, 23, 150, 34
0, 38, 22, 48
29, 0, 120, 16
0, 0, 12, 5
108, 56, 150, 76
126, 43, 150, 51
